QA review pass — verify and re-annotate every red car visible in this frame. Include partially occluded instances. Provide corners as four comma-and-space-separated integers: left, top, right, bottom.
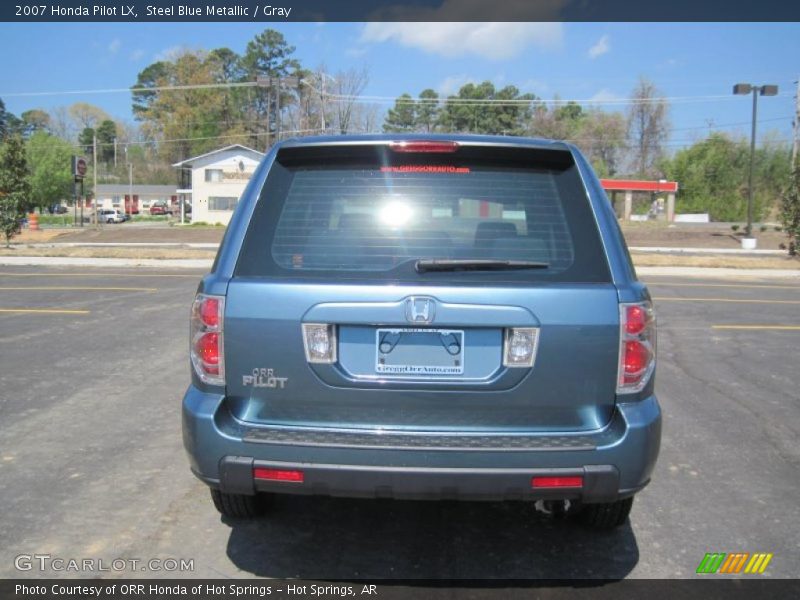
150, 203, 172, 216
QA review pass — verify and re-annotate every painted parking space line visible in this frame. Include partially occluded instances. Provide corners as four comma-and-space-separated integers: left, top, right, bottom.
0, 271, 199, 278
711, 325, 800, 331
648, 282, 800, 290
0, 286, 157, 292
653, 297, 800, 305
0, 308, 91, 315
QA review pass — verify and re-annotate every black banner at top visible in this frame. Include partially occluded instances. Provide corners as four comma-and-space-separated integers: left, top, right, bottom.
2, 0, 800, 23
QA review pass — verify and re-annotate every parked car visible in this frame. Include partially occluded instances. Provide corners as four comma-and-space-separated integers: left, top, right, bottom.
150, 201, 172, 216
97, 209, 125, 224
182, 135, 661, 529
49, 205, 68, 214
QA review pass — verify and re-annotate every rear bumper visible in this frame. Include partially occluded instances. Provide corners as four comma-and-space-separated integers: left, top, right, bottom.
182, 387, 661, 503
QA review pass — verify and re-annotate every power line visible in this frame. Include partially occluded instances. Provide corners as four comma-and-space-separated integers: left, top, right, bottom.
2, 79, 793, 107
0, 81, 259, 98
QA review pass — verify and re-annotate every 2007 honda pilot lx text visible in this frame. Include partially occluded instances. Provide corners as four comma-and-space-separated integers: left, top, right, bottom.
182, 135, 661, 529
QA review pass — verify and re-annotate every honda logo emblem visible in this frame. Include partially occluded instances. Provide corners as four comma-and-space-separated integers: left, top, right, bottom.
406, 297, 435, 324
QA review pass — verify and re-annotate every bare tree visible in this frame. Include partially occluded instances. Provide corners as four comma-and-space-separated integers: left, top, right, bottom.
48, 106, 76, 141
578, 110, 628, 177
68, 102, 111, 131
333, 66, 369, 135
627, 77, 670, 177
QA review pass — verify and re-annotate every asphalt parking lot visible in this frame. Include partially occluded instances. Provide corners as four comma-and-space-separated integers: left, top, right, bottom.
0, 266, 798, 580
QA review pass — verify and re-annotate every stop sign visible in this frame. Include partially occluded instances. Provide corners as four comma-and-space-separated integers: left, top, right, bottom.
72, 156, 88, 179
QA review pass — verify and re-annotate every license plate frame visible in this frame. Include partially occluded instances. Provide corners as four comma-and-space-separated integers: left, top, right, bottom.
375, 328, 465, 375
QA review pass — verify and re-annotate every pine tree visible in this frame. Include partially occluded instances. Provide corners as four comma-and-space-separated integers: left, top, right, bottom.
383, 94, 416, 133
0, 135, 31, 247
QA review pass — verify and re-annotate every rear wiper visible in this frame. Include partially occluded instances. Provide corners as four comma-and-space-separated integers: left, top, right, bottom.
415, 259, 549, 273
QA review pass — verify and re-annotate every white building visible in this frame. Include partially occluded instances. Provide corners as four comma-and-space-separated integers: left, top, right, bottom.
94, 184, 177, 214
173, 144, 264, 225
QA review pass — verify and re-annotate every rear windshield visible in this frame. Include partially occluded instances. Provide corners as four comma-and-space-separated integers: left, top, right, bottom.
235, 145, 610, 283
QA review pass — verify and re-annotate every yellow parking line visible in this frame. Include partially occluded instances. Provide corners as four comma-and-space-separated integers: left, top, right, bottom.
0, 286, 157, 292
712, 325, 800, 331
0, 271, 198, 278
648, 282, 800, 290
0, 308, 91, 315
653, 297, 800, 305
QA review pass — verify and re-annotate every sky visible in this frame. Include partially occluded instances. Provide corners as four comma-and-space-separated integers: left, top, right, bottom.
1, 22, 798, 151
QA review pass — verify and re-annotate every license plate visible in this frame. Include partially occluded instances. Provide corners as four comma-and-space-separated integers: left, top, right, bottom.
375, 328, 464, 375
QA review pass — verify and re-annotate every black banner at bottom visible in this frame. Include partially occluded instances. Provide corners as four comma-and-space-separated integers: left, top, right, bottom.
3, 579, 800, 600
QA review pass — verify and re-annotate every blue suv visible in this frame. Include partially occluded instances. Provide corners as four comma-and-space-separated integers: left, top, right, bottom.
182, 135, 661, 529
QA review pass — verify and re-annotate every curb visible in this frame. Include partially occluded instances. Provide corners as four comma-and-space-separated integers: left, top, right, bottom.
635, 266, 800, 279
0, 256, 212, 269
1, 256, 798, 279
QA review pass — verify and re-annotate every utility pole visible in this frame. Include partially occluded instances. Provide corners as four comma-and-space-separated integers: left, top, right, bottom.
257, 76, 300, 148
93, 133, 98, 229
792, 77, 799, 171
113, 137, 117, 169
128, 162, 133, 217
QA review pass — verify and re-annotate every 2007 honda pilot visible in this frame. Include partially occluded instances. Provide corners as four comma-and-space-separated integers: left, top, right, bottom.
182, 135, 661, 529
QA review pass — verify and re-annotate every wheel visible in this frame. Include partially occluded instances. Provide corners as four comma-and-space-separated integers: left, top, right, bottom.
209, 488, 269, 518
578, 496, 634, 529
107, 218, 113, 224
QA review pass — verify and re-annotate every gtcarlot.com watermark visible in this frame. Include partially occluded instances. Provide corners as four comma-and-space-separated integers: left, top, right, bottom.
14, 553, 194, 573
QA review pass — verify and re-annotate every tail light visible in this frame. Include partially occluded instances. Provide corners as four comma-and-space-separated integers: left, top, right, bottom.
617, 302, 656, 394
191, 294, 225, 385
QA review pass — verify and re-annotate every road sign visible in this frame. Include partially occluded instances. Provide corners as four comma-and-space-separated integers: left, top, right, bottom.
72, 155, 88, 179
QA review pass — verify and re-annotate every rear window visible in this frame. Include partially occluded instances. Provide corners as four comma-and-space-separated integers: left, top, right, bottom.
235, 145, 610, 283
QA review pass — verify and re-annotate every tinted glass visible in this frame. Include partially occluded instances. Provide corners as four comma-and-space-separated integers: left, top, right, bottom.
236, 146, 610, 283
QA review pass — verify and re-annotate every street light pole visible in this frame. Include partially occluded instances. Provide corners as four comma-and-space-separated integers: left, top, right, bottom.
733, 83, 778, 239
747, 87, 758, 238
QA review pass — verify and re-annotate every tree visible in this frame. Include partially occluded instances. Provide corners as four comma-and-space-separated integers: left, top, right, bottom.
26, 131, 75, 212
333, 66, 369, 134
661, 132, 790, 222
240, 29, 301, 147
415, 89, 440, 132
438, 81, 535, 135
68, 102, 110, 131
627, 77, 670, 177
19, 109, 51, 137
132, 61, 171, 120
576, 110, 628, 177
0, 98, 9, 141
383, 94, 416, 133
96, 120, 117, 165
78, 126, 95, 157
780, 167, 800, 256
0, 135, 31, 247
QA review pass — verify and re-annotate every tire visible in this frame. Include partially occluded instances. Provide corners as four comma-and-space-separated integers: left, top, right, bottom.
209, 488, 268, 518
579, 496, 634, 530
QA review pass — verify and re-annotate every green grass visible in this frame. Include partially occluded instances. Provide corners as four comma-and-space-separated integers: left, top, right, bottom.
34, 214, 81, 226
176, 221, 226, 227
131, 215, 169, 222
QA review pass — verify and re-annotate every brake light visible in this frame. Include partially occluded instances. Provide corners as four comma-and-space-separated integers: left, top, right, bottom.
199, 297, 220, 328
191, 294, 225, 385
532, 476, 583, 488
617, 302, 656, 393
253, 468, 304, 483
389, 141, 459, 153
